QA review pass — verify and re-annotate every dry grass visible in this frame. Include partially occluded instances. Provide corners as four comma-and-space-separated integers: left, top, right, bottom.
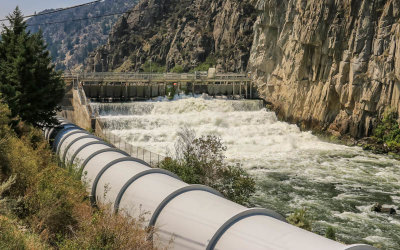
0, 215, 49, 250
0, 102, 156, 249
62, 205, 154, 250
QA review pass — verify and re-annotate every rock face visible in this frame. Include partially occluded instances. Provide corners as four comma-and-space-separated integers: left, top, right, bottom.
86, 0, 257, 73
28, 0, 137, 71
250, 0, 400, 138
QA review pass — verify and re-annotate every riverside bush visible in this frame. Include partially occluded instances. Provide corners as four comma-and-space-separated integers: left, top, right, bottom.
325, 226, 336, 240
0, 102, 154, 249
159, 127, 255, 205
286, 208, 312, 231
373, 108, 400, 151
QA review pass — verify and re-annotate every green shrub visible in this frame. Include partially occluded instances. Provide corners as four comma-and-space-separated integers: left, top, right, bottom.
0, 175, 16, 214
325, 226, 336, 240
170, 64, 185, 73
160, 157, 201, 184
213, 165, 256, 205
141, 61, 166, 73
373, 108, 400, 151
0, 216, 48, 250
0, 218, 26, 250
159, 127, 255, 205
191, 55, 217, 72
286, 208, 312, 231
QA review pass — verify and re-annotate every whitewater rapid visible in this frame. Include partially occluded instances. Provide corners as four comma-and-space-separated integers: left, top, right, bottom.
92, 96, 400, 249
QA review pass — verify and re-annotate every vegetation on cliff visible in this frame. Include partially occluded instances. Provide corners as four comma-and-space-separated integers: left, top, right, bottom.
0, 8, 64, 126
373, 109, 400, 152
159, 127, 255, 206
0, 102, 153, 249
360, 108, 400, 154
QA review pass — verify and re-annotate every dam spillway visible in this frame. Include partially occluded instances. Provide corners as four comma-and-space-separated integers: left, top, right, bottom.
63, 72, 256, 101
92, 96, 400, 249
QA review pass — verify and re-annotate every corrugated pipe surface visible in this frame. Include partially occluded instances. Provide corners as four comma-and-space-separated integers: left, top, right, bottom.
44, 118, 376, 250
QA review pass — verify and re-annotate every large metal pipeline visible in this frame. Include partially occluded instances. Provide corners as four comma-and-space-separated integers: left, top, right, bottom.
44, 119, 376, 250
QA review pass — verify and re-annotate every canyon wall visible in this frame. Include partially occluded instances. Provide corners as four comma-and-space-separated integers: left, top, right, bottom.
250, 0, 400, 138
86, 0, 257, 73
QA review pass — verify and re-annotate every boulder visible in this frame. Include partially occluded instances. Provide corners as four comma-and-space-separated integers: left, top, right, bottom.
371, 203, 397, 214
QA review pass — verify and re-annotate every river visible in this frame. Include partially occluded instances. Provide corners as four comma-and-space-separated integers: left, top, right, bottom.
91, 96, 400, 249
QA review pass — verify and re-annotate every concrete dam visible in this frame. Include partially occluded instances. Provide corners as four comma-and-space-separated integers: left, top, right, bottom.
63, 72, 256, 101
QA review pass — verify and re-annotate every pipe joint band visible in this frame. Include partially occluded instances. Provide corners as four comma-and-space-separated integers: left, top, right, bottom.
90, 157, 151, 205
114, 169, 181, 213
62, 134, 100, 164
206, 208, 287, 250
79, 148, 130, 177
69, 141, 112, 166
148, 184, 223, 228
52, 126, 82, 151
56, 130, 91, 156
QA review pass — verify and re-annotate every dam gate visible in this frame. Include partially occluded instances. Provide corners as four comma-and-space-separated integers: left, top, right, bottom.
63, 72, 255, 102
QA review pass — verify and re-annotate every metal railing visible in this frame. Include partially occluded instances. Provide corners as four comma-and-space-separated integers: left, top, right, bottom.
103, 129, 165, 167
62, 72, 251, 82
95, 119, 165, 167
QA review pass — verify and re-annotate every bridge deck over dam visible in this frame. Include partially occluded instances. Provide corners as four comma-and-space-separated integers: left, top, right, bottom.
63, 72, 256, 101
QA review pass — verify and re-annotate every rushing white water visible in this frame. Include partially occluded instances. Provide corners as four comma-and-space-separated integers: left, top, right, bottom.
92, 95, 400, 249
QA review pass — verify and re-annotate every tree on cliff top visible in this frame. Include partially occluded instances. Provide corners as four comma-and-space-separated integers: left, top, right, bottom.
0, 7, 65, 126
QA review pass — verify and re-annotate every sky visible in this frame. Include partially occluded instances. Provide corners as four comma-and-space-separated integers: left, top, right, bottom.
0, 0, 93, 21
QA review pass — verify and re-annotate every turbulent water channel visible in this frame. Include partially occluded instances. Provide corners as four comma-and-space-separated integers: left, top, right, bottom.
92, 96, 400, 249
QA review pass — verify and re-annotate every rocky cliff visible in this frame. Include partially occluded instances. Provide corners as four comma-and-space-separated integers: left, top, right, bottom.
28, 0, 137, 71
250, 0, 400, 138
86, 0, 257, 73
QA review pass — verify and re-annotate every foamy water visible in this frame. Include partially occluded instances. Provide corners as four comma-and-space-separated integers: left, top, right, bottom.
92, 96, 400, 249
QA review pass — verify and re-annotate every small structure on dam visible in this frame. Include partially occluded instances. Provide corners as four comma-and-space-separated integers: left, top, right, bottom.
63, 70, 255, 102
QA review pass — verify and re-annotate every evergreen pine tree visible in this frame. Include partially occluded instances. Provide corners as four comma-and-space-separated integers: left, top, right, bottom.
0, 7, 65, 126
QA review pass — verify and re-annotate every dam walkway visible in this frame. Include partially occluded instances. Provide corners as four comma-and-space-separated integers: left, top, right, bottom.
62, 72, 255, 101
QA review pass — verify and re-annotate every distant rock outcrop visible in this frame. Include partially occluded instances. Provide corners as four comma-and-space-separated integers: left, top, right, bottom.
27, 0, 137, 71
